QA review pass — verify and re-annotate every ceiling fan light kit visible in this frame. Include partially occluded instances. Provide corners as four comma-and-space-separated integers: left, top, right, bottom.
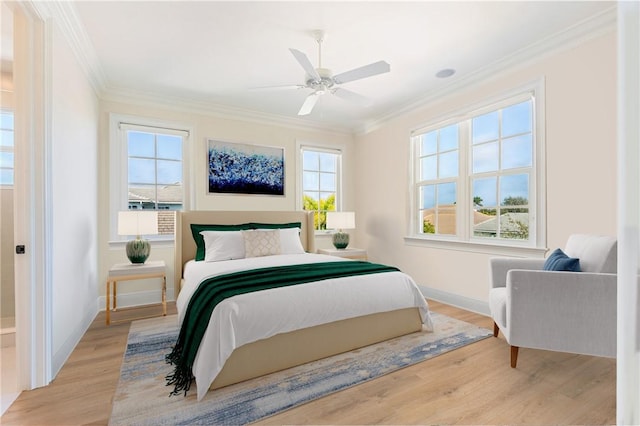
268, 31, 391, 116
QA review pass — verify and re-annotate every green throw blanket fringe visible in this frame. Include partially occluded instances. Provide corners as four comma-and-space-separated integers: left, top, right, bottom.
165, 261, 400, 396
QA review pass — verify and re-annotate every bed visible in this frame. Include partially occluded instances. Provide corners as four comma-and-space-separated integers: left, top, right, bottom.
173, 210, 433, 400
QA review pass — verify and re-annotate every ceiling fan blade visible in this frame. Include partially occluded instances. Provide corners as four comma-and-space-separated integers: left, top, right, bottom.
332, 88, 372, 106
289, 48, 321, 81
249, 84, 305, 91
333, 60, 390, 84
298, 93, 320, 116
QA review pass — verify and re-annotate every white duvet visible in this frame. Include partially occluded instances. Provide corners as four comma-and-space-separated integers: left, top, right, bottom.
176, 253, 433, 401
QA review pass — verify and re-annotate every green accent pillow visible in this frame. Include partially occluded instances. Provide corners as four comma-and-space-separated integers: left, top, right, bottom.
543, 248, 581, 272
190, 222, 303, 261
247, 222, 302, 230
190, 223, 252, 261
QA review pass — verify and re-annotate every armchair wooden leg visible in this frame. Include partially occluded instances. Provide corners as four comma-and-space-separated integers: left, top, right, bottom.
510, 346, 519, 368
493, 322, 499, 337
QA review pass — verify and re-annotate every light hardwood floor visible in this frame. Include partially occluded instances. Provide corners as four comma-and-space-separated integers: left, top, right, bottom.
0, 300, 615, 425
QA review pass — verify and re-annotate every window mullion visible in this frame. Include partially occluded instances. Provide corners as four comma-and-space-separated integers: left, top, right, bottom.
459, 120, 470, 240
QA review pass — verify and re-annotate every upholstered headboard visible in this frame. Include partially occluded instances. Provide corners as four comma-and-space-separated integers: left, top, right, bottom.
174, 210, 315, 295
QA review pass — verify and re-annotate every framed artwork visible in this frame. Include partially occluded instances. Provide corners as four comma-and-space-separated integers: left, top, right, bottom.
207, 139, 285, 196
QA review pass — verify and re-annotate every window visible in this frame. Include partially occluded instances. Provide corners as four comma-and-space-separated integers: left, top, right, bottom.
410, 85, 545, 251
417, 123, 459, 235
126, 129, 184, 235
0, 111, 14, 186
110, 115, 192, 240
300, 146, 342, 230
471, 101, 533, 240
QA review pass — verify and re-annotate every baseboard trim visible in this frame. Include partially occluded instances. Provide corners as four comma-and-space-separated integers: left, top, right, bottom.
98, 288, 176, 312
418, 285, 491, 317
52, 305, 96, 377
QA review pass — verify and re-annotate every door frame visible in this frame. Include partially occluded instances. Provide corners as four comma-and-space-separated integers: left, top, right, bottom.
12, 1, 52, 391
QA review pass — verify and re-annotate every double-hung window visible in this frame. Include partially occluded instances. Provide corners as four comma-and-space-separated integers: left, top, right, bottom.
300, 146, 342, 230
0, 111, 14, 186
111, 115, 191, 239
410, 83, 545, 252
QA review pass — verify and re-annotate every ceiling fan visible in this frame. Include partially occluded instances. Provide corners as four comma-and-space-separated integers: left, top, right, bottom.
260, 31, 391, 116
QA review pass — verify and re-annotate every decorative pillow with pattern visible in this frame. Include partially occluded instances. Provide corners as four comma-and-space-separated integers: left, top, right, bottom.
243, 229, 282, 258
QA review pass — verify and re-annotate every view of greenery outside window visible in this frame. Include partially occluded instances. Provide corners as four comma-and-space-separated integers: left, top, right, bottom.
301, 147, 340, 230
127, 129, 183, 236
0, 111, 14, 186
471, 100, 532, 240
413, 95, 535, 243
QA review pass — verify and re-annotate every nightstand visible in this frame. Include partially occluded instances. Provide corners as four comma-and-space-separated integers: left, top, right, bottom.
317, 247, 368, 260
106, 260, 167, 325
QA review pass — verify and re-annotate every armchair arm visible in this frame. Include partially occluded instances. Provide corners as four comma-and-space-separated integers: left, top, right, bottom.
506, 270, 617, 358
489, 257, 546, 289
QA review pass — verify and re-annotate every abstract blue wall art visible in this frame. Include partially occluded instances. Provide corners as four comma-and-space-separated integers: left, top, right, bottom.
208, 140, 285, 195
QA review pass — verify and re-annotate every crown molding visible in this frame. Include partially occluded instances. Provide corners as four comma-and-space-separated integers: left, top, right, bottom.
100, 85, 354, 137
356, 4, 618, 135
28, 0, 107, 97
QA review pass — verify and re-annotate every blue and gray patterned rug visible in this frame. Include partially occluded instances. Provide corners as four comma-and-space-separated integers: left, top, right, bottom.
109, 312, 492, 425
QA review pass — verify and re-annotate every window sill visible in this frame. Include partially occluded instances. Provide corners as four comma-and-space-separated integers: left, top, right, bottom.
315, 231, 334, 237
404, 236, 548, 258
108, 236, 175, 250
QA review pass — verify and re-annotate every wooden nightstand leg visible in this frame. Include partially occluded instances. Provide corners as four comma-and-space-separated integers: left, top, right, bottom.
162, 275, 167, 316
113, 281, 117, 311
106, 280, 111, 325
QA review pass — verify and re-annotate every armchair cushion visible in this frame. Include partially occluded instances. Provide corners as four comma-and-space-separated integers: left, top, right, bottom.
564, 234, 617, 273
543, 248, 581, 272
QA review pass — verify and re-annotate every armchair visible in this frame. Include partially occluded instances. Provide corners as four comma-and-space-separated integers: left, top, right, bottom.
489, 234, 617, 367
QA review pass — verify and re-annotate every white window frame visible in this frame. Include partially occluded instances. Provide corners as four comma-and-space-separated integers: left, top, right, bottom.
0, 109, 14, 187
296, 142, 344, 232
109, 113, 194, 243
406, 79, 547, 257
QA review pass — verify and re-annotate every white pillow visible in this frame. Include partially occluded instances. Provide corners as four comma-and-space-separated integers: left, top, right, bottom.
243, 229, 281, 258
279, 227, 305, 254
200, 231, 245, 262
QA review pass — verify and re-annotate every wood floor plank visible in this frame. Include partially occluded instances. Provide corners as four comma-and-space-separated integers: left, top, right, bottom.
0, 300, 615, 425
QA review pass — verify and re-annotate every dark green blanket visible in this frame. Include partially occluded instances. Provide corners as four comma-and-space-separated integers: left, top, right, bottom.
165, 260, 400, 396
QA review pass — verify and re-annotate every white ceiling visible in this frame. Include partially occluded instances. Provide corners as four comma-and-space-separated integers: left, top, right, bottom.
73, 1, 614, 133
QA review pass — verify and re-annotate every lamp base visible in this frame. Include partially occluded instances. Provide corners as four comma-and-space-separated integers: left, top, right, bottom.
126, 238, 150, 264
332, 232, 350, 249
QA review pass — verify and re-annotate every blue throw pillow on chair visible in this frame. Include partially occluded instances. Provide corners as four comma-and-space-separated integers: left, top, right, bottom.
543, 248, 581, 272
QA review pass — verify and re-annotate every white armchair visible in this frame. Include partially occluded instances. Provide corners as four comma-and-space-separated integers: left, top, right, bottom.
489, 234, 617, 367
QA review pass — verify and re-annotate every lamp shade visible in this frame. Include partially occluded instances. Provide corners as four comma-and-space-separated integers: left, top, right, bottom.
326, 211, 355, 230
118, 211, 159, 236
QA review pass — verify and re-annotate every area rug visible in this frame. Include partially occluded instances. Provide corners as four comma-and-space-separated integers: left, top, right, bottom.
109, 312, 492, 425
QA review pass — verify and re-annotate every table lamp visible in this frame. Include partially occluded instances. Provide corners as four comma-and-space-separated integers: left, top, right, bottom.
118, 211, 158, 264
326, 211, 355, 249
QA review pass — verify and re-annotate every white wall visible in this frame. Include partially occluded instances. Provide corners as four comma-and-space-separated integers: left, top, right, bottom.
50, 22, 99, 374
97, 100, 355, 305
355, 31, 617, 310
